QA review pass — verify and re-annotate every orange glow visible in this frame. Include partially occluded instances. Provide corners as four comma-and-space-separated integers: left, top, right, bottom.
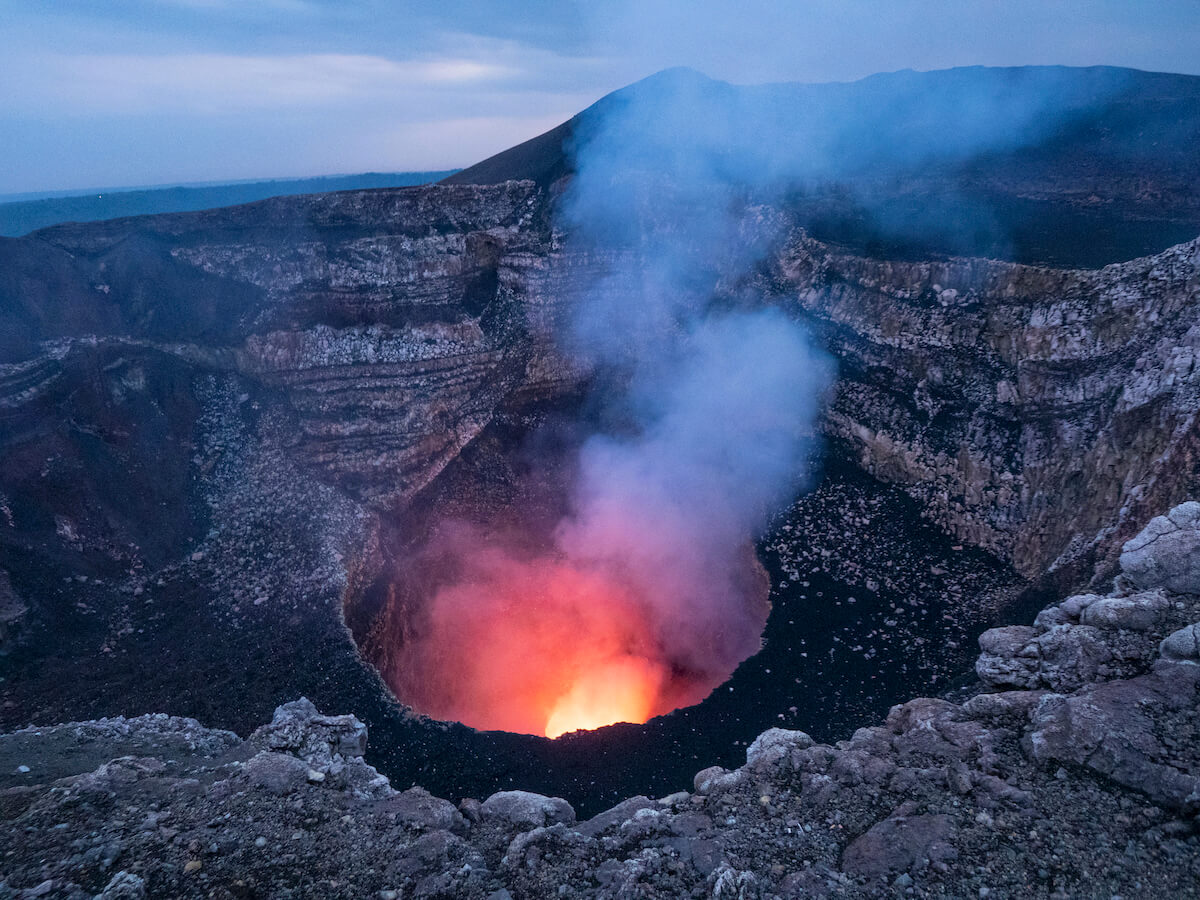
545, 655, 663, 738
391, 553, 675, 737
386, 533, 769, 739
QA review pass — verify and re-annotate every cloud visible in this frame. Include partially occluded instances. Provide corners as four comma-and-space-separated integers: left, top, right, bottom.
4, 1, 1199, 192
0, 51, 524, 116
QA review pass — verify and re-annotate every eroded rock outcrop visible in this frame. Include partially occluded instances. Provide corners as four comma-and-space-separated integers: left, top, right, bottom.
778, 231, 1200, 580
1120, 501, 1200, 594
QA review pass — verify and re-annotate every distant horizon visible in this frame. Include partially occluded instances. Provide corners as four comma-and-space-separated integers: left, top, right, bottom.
5, 0, 1200, 195
0, 169, 464, 237
10, 57, 1200, 204
0, 168, 460, 204
10, 59, 1200, 199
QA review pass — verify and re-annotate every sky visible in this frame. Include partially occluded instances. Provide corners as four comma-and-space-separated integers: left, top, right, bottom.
2, 0, 1199, 195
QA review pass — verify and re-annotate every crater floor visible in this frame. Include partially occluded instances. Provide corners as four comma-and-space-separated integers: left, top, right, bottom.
2, 504, 1198, 899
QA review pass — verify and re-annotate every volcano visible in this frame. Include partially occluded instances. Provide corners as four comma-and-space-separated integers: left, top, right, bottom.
1, 66, 1199, 817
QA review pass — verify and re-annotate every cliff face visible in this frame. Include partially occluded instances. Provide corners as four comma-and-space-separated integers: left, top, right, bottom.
1, 182, 565, 517
2, 181, 1198, 596
777, 232, 1200, 581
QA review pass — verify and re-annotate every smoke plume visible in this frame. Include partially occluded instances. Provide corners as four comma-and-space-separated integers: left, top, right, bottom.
388, 65, 1173, 736
390, 69, 836, 738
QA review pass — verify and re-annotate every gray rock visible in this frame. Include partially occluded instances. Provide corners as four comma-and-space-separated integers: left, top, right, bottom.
1059, 593, 1105, 620
745, 728, 813, 768
840, 813, 957, 877
73, 756, 166, 790
1081, 591, 1169, 631
1159, 623, 1200, 662
976, 624, 1112, 690
378, 786, 467, 833
709, 863, 761, 899
575, 795, 656, 838
694, 765, 728, 794
480, 790, 575, 830
1026, 662, 1200, 811
960, 690, 1047, 722
242, 751, 309, 796
244, 699, 391, 799
394, 829, 477, 880
95, 871, 145, 899
693, 765, 745, 795
975, 626, 1041, 688
250, 698, 368, 764
1035, 594, 1102, 629
977, 625, 1039, 656
501, 824, 591, 874
1119, 502, 1200, 594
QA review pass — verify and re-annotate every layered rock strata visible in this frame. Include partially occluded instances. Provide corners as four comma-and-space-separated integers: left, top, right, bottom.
775, 230, 1200, 580
3, 182, 1197, 590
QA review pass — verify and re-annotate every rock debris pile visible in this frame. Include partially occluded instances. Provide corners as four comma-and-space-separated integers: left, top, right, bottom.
3, 504, 1200, 898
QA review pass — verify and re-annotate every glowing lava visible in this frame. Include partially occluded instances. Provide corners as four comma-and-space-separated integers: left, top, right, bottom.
382, 502, 772, 738
390, 548, 673, 737
383, 524, 774, 740
544, 655, 663, 738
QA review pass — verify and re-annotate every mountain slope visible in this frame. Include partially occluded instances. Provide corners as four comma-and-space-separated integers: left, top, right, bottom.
446, 65, 1200, 266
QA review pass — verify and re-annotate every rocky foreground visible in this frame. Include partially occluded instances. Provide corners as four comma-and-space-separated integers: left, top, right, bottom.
3, 505, 1200, 899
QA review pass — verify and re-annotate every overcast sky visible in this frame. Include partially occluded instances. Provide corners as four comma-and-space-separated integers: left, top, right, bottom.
3, 0, 1199, 194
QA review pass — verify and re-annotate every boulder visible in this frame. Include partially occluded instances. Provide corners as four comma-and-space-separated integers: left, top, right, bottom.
575, 795, 657, 838
250, 698, 368, 764
1080, 591, 1169, 631
745, 728, 813, 768
840, 814, 957, 878
1159, 623, 1200, 662
378, 786, 467, 834
1025, 662, 1200, 811
1119, 501, 1200, 594
480, 790, 575, 830
247, 698, 391, 799
976, 624, 1111, 691
693, 766, 745, 796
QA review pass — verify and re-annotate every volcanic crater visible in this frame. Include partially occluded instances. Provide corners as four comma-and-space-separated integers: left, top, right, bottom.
339, 395, 1025, 811
3, 64, 1200, 828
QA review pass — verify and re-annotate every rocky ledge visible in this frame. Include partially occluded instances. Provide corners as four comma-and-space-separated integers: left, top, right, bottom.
3, 505, 1200, 899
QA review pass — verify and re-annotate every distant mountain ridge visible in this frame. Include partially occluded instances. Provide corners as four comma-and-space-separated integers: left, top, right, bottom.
0, 171, 458, 237
445, 65, 1200, 266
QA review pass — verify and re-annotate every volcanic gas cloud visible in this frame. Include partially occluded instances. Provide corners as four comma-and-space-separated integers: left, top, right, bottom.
390, 71, 834, 738
392, 537, 757, 739
392, 312, 829, 738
